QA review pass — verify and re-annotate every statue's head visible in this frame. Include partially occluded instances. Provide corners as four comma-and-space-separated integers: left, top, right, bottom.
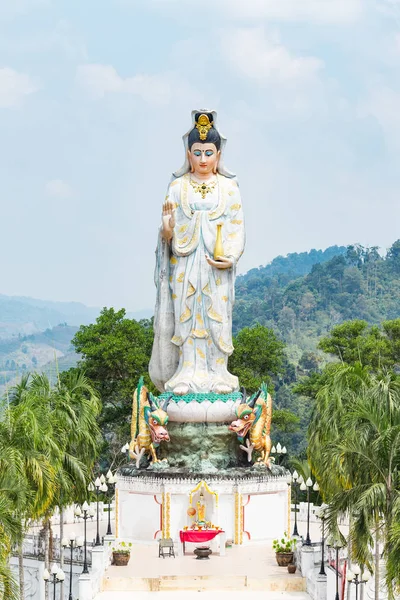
173, 109, 235, 179
187, 112, 221, 178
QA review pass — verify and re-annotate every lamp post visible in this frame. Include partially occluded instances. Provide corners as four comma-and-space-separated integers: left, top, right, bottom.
105, 470, 117, 536
270, 442, 287, 466
301, 477, 318, 545
62, 533, 84, 600
315, 504, 328, 576
291, 470, 300, 537
43, 563, 65, 600
92, 476, 108, 545
346, 565, 371, 600
74, 502, 94, 574
327, 537, 345, 600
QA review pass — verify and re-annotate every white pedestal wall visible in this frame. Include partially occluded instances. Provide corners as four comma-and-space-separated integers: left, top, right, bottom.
116, 474, 289, 544
119, 492, 160, 540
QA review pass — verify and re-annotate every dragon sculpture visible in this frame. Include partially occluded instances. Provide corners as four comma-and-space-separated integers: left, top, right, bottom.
229, 383, 272, 467
129, 377, 171, 468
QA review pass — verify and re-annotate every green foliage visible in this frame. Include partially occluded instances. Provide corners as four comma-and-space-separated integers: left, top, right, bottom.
110, 540, 132, 555
306, 350, 400, 595
318, 319, 400, 369
0, 371, 100, 596
273, 409, 300, 432
272, 532, 296, 553
229, 324, 285, 392
234, 241, 400, 345
71, 308, 154, 462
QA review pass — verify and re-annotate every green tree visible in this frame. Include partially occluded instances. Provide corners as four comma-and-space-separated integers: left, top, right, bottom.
308, 366, 400, 599
229, 324, 285, 393
387, 239, 400, 273
0, 372, 101, 600
317, 319, 400, 370
71, 308, 154, 458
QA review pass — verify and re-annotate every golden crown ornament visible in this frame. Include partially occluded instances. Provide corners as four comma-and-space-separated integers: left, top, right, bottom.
195, 114, 212, 141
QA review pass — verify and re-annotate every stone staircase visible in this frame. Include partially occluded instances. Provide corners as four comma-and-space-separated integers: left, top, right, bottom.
96, 593, 311, 600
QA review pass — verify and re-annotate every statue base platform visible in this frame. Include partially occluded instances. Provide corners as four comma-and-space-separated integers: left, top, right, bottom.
116, 466, 290, 544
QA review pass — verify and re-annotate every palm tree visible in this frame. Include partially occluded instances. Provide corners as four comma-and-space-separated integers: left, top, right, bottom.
2, 375, 59, 600
48, 370, 101, 592
0, 466, 24, 600
0, 371, 101, 600
308, 366, 400, 599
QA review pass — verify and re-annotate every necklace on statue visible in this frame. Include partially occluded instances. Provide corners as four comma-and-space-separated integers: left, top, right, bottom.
189, 178, 217, 199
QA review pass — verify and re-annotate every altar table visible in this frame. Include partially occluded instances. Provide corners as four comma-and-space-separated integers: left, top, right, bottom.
179, 530, 226, 556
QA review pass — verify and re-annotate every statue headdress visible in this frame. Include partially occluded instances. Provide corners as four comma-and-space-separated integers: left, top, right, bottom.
195, 113, 213, 141
173, 109, 235, 179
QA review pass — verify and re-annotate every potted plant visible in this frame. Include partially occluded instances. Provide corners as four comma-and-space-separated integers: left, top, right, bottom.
272, 532, 296, 567
110, 540, 132, 566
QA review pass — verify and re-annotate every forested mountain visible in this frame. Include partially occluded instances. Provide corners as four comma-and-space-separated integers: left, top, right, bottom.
234, 241, 400, 358
240, 245, 347, 281
233, 240, 400, 453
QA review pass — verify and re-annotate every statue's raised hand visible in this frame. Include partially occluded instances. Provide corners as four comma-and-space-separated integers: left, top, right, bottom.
205, 255, 233, 270
162, 199, 176, 241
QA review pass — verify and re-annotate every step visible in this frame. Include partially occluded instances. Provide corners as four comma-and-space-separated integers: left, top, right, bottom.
96, 592, 311, 600
101, 573, 306, 592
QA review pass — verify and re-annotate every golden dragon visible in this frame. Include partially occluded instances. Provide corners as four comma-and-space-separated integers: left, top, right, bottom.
229, 383, 272, 467
129, 377, 171, 468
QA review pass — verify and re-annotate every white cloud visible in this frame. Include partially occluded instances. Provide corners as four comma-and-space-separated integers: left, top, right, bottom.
76, 64, 179, 105
219, 0, 363, 22
221, 27, 323, 84
0, 68, 38, 108
0, 0, 50, 20
147, 0, 362, 23
360, 85, 400, 152
45, 180, 74, 199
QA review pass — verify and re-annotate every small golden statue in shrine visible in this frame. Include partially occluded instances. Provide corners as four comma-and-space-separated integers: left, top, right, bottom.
196, 492, 206, 524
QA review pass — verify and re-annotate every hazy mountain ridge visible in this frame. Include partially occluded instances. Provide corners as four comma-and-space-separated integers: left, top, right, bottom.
0, 295, 98, 339
0, 324, 80, 392
0, 294, 151, 339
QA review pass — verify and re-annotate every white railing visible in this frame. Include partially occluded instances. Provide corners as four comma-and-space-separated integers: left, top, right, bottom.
291, 502, 349, 525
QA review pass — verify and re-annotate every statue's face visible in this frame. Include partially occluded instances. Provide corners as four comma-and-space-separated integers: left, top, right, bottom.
188, 143, 220, 177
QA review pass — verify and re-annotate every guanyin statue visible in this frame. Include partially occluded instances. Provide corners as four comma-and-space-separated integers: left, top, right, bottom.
149, 110, 245, 396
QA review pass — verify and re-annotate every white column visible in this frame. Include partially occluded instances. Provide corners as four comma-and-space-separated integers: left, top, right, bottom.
300, 545, 315, 576
38, 561, 46, 600
78, 573, 92, 600
219, 532, 226, 556
315, 574, 327, 600
92, 545, 105, 573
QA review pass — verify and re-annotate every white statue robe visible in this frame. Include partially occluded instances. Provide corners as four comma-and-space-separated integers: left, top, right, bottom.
149, 173, 245, 394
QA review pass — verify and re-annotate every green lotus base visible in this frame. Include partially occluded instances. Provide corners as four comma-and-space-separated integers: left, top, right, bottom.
158, 391, 242, 404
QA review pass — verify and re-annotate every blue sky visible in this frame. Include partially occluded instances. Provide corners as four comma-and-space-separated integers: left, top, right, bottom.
1, 0, 400, 312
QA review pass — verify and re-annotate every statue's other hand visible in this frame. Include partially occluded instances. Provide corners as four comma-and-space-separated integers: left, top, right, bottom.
205, 255, 233, 270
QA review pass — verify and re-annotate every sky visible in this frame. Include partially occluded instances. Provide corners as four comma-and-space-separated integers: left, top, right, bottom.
1, 0, 400, 312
